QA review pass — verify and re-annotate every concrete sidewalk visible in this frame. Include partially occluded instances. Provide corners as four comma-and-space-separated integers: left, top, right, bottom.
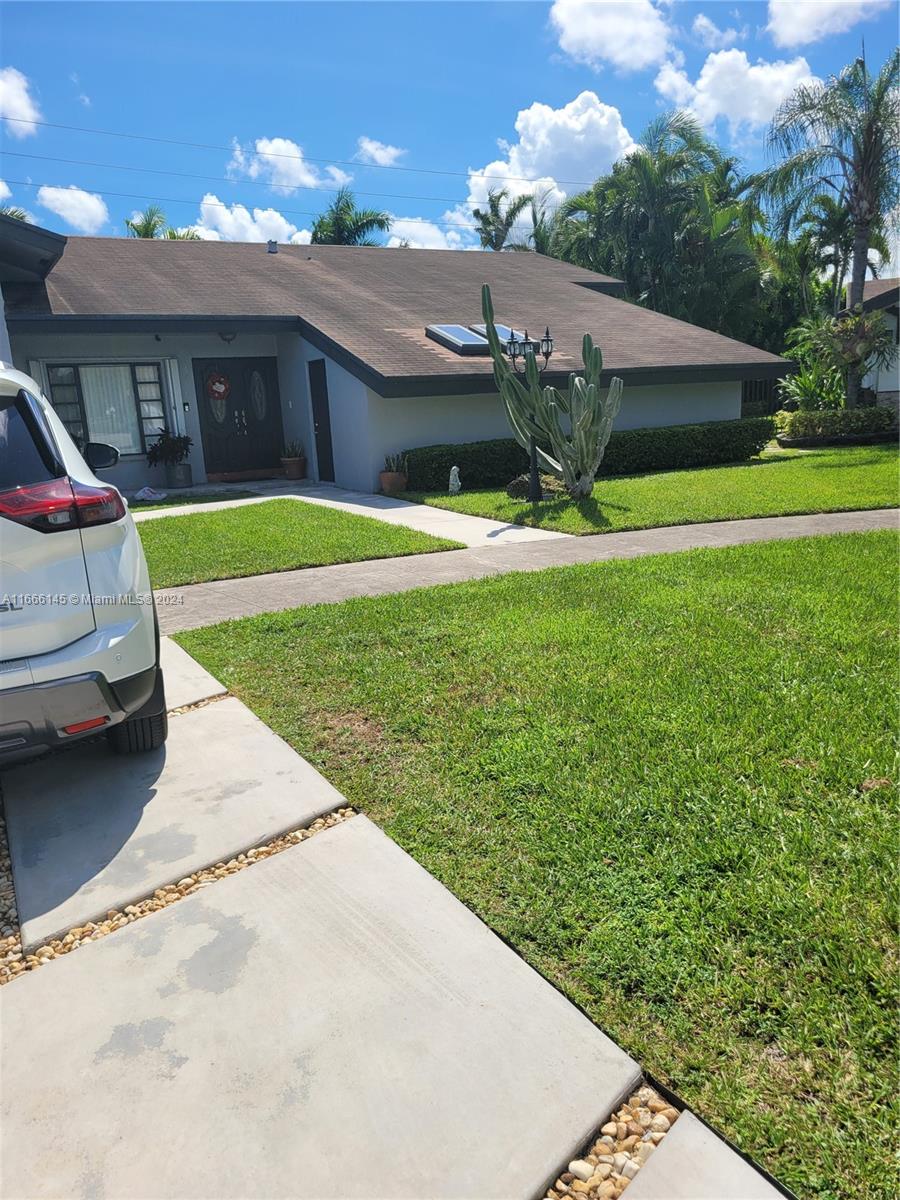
132, 481, 568, 549
156, 507, 899, 634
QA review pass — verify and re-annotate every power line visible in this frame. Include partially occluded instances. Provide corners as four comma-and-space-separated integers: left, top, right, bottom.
0, 113, 594, 189
2, 150, 470, 207
2, 177, 496, 233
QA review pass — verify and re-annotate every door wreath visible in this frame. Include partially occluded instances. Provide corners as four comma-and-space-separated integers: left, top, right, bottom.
206, 372, 231, 424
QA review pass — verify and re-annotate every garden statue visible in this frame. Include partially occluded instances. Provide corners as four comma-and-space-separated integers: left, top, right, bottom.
481, 284, 623, 499
449, 465, 461, 495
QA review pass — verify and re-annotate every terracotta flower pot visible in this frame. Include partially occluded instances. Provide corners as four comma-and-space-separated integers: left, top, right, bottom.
281, 456, 307, 480
379, 470, 407, 495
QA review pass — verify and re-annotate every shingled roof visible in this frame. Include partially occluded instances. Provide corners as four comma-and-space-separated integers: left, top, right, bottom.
861, 277, 899, 312
5, 237, 788, 396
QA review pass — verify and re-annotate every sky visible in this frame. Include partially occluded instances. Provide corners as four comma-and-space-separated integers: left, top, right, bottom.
0, 0, 897, 249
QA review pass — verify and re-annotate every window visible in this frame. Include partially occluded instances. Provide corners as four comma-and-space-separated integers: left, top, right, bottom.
0, 392, 63, 491
425, 324, 491, 356
46, 363, 168, 453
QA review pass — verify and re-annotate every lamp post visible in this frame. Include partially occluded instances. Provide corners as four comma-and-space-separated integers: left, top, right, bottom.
505, 326, 554, 502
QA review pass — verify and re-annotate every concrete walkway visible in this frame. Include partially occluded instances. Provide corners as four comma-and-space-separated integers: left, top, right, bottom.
156, 507, 898, 634
0, 640, 785, 1199
131, 481, 568, 549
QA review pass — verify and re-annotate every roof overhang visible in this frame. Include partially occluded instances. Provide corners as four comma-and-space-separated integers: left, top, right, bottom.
0, 216, 67, 283
6, 312, 792, 395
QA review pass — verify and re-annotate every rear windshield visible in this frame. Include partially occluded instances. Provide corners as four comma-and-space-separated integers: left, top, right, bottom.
0, 392, 64, 491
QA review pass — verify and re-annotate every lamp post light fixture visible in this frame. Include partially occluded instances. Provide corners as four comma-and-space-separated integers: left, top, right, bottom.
505, 326, 554, 502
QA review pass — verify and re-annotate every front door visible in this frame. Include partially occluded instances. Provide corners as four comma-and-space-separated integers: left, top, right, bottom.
308, 359, 335, 483
194, 358, 284, 480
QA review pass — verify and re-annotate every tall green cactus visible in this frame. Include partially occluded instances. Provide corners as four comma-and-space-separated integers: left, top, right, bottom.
482, 283, 623, 499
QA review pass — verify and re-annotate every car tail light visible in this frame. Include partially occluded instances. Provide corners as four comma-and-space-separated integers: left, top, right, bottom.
71, 481, 127, 526
0, 479, 125, 533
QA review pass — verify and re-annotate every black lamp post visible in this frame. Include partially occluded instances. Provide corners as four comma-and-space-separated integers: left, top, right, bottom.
505, 326, 554, 502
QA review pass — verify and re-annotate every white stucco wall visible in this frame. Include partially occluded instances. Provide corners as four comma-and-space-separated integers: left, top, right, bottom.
10, 329, 281, 490
862, 308, 899, 402
362, 379, 741, 492
10, 321, 745, 495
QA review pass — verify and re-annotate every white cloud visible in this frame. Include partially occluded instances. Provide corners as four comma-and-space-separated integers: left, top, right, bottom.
386, 216, 467, 251
655, 49, 819, 134
692, 12, 744, 49
550, 0, 672, 72
357, 136, 406, 167
191, 193, 311, 244
36, 185, 108, 233
0, 180, 10, 202
467, 91, 635, 209
69, 72, 91, 107
0, 67, 41, 138
767, 0, 891, 47
228, 136, 351, 194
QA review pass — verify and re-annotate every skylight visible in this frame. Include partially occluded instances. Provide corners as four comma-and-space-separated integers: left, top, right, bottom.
470, 323, 541, 352
425, 324, 490, 355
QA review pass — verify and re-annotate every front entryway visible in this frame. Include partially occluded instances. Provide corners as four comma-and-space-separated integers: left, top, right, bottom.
194, 358, 283, 480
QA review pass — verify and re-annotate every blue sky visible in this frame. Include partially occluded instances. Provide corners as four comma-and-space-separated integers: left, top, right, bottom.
1, 0, 897, 248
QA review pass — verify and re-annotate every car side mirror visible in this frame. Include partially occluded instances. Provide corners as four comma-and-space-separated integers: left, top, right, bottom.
85, 442, 120, 470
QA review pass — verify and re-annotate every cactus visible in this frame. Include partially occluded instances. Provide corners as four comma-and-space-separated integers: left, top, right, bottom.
481, 284, 623, 499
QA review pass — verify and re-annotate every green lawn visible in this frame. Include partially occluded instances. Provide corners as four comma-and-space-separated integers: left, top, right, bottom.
179, 531, 898, 1199
138, 498, 462, 587
128, 490, 260, 512
406, 444, 898, 534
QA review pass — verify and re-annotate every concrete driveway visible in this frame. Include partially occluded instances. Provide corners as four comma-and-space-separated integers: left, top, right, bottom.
0, 639, 783, 1200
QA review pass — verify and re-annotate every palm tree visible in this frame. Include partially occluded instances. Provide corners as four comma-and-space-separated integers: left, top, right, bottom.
472, 187, 531, 251
507, 189, 560, 255
752, 51, 899, 402
125, 204, 200, 239
798, 193, 890, 313
310, 187, 391, 246
0, 205, 30, 222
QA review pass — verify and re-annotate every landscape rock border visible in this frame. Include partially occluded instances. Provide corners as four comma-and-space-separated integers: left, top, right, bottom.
545, 1084, 680, 1199
0, 805, 355, 985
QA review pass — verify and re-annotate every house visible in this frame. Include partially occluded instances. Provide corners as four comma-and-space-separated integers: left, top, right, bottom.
859, 276, 899, 411
0, 215, 789, 493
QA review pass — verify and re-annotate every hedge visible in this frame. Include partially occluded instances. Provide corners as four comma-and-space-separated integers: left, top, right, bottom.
774, 407, 896, 440
404, 416, 775, 491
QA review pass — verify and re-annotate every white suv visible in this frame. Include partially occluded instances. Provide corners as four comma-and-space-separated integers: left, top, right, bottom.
0, 365, 166, 762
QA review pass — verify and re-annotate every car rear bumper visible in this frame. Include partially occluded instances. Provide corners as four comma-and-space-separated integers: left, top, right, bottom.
0, 664, 164, 763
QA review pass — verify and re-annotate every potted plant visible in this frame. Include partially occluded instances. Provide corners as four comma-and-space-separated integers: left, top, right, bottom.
147, 432, 193, 489
379, 452, 408, 494
280, 440, 307, 480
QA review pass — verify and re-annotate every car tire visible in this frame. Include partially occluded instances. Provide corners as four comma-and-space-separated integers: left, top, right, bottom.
107, 710, 168, 754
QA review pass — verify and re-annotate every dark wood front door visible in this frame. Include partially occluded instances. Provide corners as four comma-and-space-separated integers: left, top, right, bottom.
194, 358, 283, 479
308, 359, 335, 483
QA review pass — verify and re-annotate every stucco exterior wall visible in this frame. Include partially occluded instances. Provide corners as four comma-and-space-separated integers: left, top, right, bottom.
10, 329, 280, 491
363, 379, 742, 492
11, 322, 744, 496
862, 308, 899, 410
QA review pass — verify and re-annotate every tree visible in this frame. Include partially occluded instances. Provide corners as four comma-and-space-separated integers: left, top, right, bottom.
125, 204, 200, 239
0, 205, 30, 222
310, 187, 391, 245
798, 193, 890, 313
752, 51, 899, 403
472, 187, 531, 251
507, 189, 560, 255
553, 112, 764, 341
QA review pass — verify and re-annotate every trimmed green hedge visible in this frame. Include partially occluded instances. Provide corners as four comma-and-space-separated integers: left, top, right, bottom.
774, 407, 896, 440
404, 417, 775, 491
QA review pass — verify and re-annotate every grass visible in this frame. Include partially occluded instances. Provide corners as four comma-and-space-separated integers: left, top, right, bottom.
138, 498, 462, 587
128, 490, 260, 511
179, 531, 898, 1199
405, 444, 899, 535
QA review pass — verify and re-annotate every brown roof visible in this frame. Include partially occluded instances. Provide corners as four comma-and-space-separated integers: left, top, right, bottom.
5, 237, 787, 395
861, 277, 899, 311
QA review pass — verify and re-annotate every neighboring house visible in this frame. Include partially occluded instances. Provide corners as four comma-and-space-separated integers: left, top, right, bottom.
0, 215, 788, 493
859, 277, 899, 411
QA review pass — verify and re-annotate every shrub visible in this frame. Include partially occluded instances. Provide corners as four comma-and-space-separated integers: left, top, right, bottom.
404, 417, 775, 491
777, 364, 845, 411
774, 407, 896, 440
